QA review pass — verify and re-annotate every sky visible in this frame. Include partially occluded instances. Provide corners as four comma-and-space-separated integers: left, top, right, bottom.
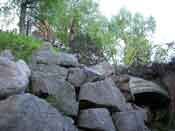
98, 0, 175, 44
1, 0, 175, 44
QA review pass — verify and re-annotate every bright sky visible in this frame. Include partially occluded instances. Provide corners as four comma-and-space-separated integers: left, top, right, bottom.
98, 0, 175, 44
1, 0, 175, 44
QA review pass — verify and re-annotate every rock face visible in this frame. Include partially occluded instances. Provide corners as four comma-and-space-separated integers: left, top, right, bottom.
83, 67, 105, 82
0, 45, 166, 131
67, 67, 105, 87
0, 94, 77, 131
130, 77, 169, 97
16, 60, 31, 77
0, 57, 30, 98
31, 64, 68, 94
0, 49, 15, 61
111, 74, 132, 101
68, 68, 87, 87
32, 76, 78, 117
91, 61, 114, 77
78, 108, 116, 131
57, 52, 79, 67
129, 77, 169, 108
112, 110, 147, 131
79, 78, 126, 111
31, 43, 78, 117
33, 42, 79, 67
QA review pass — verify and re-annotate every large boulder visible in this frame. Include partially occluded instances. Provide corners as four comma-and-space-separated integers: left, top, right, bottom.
16, 60, 31, 77
112, 110, 148, 131
111, 74, 132, 101
78, 108, 116, 131
32, 42, 59, 65
32, 75, 78, 117
33, 42, 79, 67
79, 78, 126, 111
129, 77, 169, 108
67, 68, 87, 87
0, 93, 77, 131
31, 64, 68, 95
0, 49, 15, 61
67, 67, 104, 87
32, 64, 68, 82
0, 57, 29, 98
83, 67, 105, 82
57, 52, 79, 67
90, 61, 114, 77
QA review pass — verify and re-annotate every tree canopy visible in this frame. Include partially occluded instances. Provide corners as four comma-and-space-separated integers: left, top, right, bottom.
1, 0, 157, 65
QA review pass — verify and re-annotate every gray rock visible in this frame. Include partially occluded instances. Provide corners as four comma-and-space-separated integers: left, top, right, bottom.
120, 103, 133, 111
129, 77, 169, 99
79, 78, 126, 111
58, 52, 79, 67
111, 75, 132, 101
32, 75, 78, 117
134, 106, 149, 123
31, 64, 68, 95
16, 60, 31, 77
78, 108, 116, 131
68, 68, 87, 87
91, 61, 114, 77
67, 67, 105, 87
33, 42, 79, 67
112, 110, 148, 131
32, 64, 68, 80
0, 57, 29, 98
63, 116, 78, 131
32, 42, 59, 65
0, 93, 77, 131
83, 67, 105, 82
0, 49, 15, 61
129, 77, 169, 108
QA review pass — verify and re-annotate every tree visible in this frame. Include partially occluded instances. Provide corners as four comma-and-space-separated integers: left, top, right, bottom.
110, 8, 156, 66
1, 0, 40, 35
38, 0, 115, 65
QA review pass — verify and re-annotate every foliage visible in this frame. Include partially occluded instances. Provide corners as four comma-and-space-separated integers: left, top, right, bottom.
38, 0, 115, 65
69, 33, 106, 65
153, 45, 169, 63
1, 1, 156, 65
110, 8, 156, 66
153, 42, 175, 63
0, 32, 42, 62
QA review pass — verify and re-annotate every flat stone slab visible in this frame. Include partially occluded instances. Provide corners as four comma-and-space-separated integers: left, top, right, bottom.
129, 77, 169, 98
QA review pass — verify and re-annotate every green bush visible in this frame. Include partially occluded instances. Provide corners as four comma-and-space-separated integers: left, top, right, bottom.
0, 32, 42, 62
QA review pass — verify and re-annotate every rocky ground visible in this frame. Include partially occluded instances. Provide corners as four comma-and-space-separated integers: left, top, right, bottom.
0, 42, 172, 131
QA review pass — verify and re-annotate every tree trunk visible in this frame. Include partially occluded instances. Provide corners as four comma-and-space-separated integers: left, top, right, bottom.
26, 19, 32, 36
19, 3, 27, 35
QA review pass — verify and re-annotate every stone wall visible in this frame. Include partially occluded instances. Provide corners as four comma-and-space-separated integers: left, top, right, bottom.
0, 42, 170, 131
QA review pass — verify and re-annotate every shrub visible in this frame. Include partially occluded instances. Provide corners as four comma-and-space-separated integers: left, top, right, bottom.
0, 32, 42, 62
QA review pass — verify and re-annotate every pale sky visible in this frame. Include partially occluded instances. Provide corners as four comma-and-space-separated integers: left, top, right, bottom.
98, 0, 175, 44
1, 0, 175, 44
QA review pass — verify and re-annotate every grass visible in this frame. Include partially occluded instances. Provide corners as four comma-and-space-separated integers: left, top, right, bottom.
0, 32, 43, 62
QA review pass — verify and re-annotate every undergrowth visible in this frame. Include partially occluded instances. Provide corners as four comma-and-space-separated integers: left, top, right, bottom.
0, 32, 42, 62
